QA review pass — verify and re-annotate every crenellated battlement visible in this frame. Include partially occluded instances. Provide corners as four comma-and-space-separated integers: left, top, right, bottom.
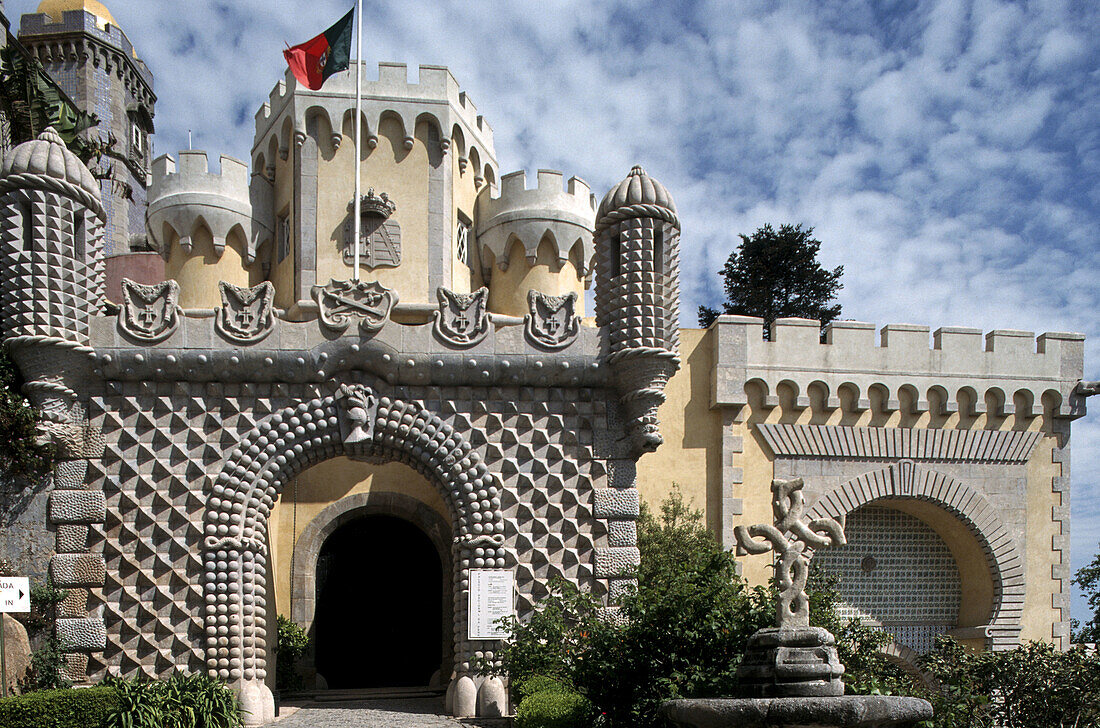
147, 151, 272, 264
252, 62, 495, 178
711, 316, 1086, 418
475, 169, 596, 272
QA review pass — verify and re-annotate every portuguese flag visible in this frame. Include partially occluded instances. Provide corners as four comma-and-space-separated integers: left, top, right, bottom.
283, 7, 355, 90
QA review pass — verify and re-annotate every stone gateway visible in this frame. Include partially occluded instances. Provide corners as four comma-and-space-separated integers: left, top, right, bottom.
0, 2, 1088, 726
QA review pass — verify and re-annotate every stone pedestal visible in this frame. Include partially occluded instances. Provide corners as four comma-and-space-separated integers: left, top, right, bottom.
737, 626, 844, 698
660, 695, 933, 728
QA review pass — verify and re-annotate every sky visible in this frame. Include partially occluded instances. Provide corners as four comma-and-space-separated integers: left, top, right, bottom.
10, 0, 1100, 627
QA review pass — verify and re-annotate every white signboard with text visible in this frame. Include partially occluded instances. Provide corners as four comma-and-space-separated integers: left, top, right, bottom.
0, 577, 30, 613
468, 569, 514, 640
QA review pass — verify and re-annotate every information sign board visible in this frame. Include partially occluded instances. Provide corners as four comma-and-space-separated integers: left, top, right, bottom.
468, 569, 514, 640
0, 577, 29, 614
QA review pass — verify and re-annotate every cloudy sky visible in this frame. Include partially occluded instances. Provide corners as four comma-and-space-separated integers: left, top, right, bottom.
11, 0, 1100, 624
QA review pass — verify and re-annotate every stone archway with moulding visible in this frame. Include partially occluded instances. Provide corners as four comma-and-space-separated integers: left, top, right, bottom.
806, 461, 1025, 653
200, 383, 506, 725
287, 490, 455, 687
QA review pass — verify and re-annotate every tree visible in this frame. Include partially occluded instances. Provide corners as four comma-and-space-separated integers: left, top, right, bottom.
698, 223, 844, 336
1073, 546, 1100, 643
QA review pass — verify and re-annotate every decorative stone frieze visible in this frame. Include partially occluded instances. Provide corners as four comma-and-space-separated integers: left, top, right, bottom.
118, 278, 181, 343
215, 281, 275, 344
756, 424, 1041, 463
433, 287, 490, 347
311, 278, 398, 334
524, 290, 580, 350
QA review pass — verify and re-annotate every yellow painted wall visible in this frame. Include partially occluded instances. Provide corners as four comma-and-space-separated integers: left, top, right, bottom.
271, 134, 295, 311
636, 328, 722, 532
267, 457, 449, 619
451, 133, 482, 295
487, 237, 586, 318
164, 225, 254, 309
313, 116, 434, 305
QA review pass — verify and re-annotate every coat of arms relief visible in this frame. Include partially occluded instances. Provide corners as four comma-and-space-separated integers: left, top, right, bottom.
343, 188, 401, 268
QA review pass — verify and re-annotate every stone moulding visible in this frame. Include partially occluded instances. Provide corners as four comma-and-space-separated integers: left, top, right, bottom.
215, 281, 275, 344
118, 278, 181, 343
806, 463, 1025, 651
201, 385, 507, 724
524, 290, 580, 350
756, 424, 1041, 464
433, 286, 490, 347
311, 278, 398, 335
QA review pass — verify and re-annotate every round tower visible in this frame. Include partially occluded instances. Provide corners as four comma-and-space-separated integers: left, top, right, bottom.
0, 127, 105, 423
475, 169, 595, 317
147, 150, 270, 309
595, 165, 681, 454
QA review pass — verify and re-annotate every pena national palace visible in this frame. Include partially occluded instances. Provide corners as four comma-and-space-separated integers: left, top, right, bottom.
0, 1, 1089, 725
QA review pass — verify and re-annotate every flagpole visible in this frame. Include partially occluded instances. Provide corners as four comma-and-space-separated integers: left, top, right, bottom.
352, 0, 363, 281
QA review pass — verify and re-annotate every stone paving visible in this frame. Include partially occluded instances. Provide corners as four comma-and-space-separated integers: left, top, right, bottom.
264, 696, 480, 728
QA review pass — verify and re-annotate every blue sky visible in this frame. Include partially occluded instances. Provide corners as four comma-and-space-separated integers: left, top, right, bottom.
12, 0, 1100, 627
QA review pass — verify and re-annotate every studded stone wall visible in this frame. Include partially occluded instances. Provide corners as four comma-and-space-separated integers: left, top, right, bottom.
83, 378, 628, 685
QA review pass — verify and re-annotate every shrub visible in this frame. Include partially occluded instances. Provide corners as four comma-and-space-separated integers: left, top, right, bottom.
275, 615, 310, 693
514, 674, 573, 703
488, 488, 911, 727
515, 689, 594, 728
920, 636, 1100, 728
0, 685, 118, 728
104, 672, 243, 728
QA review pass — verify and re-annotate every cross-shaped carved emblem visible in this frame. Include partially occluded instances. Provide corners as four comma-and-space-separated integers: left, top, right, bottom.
138, 306, 158, 327
235, 307, 254, 327
734, 478, 846, 629
544, 316, 560, 333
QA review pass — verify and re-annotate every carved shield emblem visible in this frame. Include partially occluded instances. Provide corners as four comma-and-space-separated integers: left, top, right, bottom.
215, 281, 275, 344
344, 188, 401, 268
119, 278, 181, 343
311, 278, 398, 334
432, 287, 490, 347
524, 290, 581, 349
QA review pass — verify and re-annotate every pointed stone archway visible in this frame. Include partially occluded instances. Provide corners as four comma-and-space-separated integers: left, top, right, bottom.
201, 384, 506, 725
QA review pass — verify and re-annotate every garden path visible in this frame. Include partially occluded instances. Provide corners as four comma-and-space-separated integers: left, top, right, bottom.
263, 695, 490, 728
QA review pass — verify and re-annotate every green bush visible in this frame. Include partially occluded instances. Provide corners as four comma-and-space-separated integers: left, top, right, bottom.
487, 488, 909, 727
515, 689, 594, 728
920, 637, 1100, 728
275, 615, 310, 693
514, 674, 573, 703
0, 685, 118, 728
104, 672, 243, 728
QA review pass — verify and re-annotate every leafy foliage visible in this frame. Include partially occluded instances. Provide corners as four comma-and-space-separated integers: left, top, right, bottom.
698, 223, 843, 336
0, 348, 55, 478
0, 685, 118, 728
487, 488, 900, 728
1072, 545, 1100, 643
20, 578, 71, 691
274, 615, 310, 693
920, 636, 1100, 728
515, 688, 595, 728
103, 672, 243, 728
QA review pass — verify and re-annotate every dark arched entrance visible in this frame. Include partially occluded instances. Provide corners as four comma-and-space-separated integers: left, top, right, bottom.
314, 514, 444, 689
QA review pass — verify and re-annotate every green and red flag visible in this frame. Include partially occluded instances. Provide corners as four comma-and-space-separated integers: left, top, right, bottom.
283, 7, 355, 90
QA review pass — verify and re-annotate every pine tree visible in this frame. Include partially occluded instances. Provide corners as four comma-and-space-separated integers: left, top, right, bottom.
698, 223, 843, 338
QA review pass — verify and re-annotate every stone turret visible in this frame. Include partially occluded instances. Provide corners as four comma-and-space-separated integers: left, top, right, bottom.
0, 127, 105, 422
147, 150, 272, 308
475, 169, 596, 316
596, 165, 681, 455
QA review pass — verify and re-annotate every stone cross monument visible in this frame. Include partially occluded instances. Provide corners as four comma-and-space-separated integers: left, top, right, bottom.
733, 478, 847, 697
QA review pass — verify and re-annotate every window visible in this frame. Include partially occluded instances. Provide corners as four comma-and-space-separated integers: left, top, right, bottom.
456, 212, 471, 267
277, 213, 291, 262
131, 122, 145, 160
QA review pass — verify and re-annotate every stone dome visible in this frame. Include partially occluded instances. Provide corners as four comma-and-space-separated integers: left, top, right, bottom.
37, 0, 117, 28
596, 165, 677, 222
1, 127, 101, 203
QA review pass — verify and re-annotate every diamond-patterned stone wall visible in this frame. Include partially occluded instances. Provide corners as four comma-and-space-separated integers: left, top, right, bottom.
84, 378, 630, 683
